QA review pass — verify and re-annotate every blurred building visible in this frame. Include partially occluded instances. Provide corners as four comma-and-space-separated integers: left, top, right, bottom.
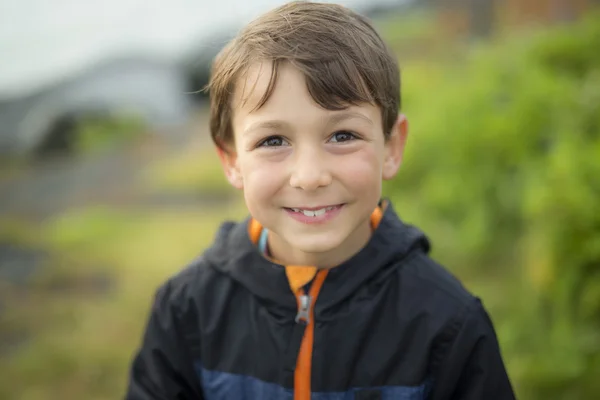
0, 56, 192, 157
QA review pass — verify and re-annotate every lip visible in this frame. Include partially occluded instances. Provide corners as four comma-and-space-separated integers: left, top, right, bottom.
284, 204, 345, 225
287, 204, 340, 211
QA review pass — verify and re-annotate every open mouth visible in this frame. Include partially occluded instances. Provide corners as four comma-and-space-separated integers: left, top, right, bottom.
283, 204, 345, 223
286, 205, 341, 217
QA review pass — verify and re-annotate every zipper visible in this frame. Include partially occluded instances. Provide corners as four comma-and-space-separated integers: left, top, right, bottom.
293, 270, 328, 400
249, 207, 383, 399
295, 293, 312, 324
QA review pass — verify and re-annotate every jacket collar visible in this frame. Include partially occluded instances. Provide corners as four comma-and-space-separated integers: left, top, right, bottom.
203, 200, 430, 317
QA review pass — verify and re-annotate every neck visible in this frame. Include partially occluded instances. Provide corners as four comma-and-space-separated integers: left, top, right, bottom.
266, 218, 372, 269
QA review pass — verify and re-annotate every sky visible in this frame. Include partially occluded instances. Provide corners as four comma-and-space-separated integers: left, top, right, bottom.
0, 0, 400, 98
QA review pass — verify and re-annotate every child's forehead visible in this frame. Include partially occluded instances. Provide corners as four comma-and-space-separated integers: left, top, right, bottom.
233, 61, 277, 112
231, 66, 382, 141
232, 60, 377, 117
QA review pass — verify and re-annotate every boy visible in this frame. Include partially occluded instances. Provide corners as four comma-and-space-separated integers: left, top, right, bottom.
126, 2, 515, 399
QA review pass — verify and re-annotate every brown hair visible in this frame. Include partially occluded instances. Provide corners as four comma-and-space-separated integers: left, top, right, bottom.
206, 1, 400, 150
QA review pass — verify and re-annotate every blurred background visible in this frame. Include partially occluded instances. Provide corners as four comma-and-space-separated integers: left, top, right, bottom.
0, 0, 599, 399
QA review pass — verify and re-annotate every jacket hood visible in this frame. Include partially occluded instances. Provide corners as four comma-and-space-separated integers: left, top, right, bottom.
203, 201, 430, 316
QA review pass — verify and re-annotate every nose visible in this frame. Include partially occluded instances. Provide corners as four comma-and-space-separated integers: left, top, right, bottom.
289, 149, 332, 191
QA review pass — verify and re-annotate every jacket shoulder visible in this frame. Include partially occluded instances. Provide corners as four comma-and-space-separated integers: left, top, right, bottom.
401, 251, 477, 311
151, 255, 214, 320
159, 219, 243, 305
395, 252, 503, 367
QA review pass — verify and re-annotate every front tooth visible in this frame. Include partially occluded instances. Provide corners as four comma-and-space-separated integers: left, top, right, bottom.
302, 210, 316, 217
314, 208, 326, 216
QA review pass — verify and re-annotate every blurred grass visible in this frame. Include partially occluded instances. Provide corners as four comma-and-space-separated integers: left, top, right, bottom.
143, 141, 234, 197
0, 204, 247, 400
0, 141, 244, 399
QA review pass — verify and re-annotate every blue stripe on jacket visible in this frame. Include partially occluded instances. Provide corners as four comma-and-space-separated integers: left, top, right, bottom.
196, 364, 432, 400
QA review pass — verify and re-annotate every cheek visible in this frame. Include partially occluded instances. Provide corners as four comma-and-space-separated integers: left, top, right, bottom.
239, 156, 285, 202
335, 147, 383, 189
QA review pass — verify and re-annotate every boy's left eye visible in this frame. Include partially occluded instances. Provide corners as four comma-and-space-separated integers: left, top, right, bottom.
329, 130, 357, 143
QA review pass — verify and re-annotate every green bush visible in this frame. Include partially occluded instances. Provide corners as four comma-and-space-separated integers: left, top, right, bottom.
74, 114, 146, 154
385, 12, 600, 399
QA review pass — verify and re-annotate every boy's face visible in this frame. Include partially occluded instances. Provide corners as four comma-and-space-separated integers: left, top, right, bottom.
219, 61, 407, 266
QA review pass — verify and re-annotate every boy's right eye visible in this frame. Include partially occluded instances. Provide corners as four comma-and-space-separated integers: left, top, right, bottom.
258, 136, 288, 147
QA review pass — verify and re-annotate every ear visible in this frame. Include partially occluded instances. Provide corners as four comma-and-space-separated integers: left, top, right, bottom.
382, 114, 408, 181
217, 145, 244, 189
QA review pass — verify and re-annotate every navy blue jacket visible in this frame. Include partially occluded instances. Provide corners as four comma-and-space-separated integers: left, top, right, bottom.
126, 202, 515, 399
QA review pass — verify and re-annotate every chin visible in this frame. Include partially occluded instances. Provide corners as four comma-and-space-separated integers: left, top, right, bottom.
293, 234, 345, 255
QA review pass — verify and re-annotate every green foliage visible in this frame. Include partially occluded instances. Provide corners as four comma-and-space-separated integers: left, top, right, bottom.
0, 203, 248, 400
385, 12, 600, 399
143, 144, 234, 197
74, 114, 146, 154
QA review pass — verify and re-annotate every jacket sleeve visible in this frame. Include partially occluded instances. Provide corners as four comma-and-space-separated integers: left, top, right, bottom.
431, 299, 516, 400
125, 281, 204, 400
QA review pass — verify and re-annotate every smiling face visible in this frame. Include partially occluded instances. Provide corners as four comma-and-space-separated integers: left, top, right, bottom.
219, 61, 407, 268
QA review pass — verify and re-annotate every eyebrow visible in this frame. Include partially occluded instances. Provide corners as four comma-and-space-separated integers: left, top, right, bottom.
243, 111, 373, 135
327, 111, 374, 126
243, 120, 288, 136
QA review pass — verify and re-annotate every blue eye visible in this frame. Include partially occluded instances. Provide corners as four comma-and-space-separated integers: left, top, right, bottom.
330, 130, 357, 143
259, 136, 288, 147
